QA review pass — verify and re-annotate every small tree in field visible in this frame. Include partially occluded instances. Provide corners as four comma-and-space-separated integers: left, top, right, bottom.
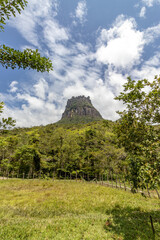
115, 76, 160, 191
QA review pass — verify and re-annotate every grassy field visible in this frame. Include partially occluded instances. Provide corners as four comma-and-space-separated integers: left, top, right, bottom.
0, 179, 159, 240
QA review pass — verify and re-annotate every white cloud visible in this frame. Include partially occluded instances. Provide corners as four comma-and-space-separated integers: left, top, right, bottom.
131, 52, 160, 80
142, 0, 160, 7
139, 0, 160, 18
142, 0, 154, 7
9, 0, 58, 47
144, 23, 160, 44
3, 5, 160, 128
74, 0, 87, 24
96, 16, 144, 69
34, 78, 49, 100
1, 78, 63, 127
139, 6, 146, 17
9, 81, 18, 93
43, 20, 69, 44
17, 94, 45, 110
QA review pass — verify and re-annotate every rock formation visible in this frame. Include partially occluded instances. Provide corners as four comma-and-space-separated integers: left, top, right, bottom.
59, 96, 102, 123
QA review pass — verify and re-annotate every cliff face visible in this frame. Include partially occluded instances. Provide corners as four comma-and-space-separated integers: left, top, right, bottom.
60, 96, 102, 123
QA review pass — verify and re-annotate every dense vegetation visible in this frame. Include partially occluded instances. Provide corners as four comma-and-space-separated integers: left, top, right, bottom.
115, 77, 160, 191
0, 179, 159, 240
0, 120, 126, 179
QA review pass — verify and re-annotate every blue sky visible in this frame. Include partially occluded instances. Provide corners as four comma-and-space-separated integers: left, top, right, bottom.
1, 0, 160, 127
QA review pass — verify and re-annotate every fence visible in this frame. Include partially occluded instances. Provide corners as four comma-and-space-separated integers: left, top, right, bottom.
0, 170, 159, 199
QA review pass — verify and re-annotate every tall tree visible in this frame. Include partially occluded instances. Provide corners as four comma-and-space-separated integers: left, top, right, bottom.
115, 76, 160, 191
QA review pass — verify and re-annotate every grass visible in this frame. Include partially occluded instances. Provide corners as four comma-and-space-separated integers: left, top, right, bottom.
0, 179, 159, 240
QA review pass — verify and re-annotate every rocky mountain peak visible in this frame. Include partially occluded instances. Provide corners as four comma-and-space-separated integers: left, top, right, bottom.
59, 96, 102, 123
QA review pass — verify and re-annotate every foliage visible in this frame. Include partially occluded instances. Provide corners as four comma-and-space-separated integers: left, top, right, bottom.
0, 102, 15, 129
0, 0, 27, 31
0, 120, 126, 178
14, 145, 40, 174
0, 45, 53, 72
0, 0, 53, 72
115, 76, 160, 190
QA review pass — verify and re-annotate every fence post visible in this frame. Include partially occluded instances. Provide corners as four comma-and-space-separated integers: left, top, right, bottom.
23, 173, 25, 179
119, 178, 121, 189
82, 173, 84, 181
107, 174, 109, 186
129, 181, 132, 191
76, 171, 77, 182
124, 179, 127, 191
111, 173, 113, 188
155, 188, 160, 199
95, 173, 97, 184
102, 174, 103, 185
70, 173, 72, 181
147, 185, 151, 198
116, 175, 118, 188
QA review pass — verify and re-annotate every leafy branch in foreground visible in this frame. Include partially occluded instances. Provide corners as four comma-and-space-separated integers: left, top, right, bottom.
0, 0, 28, 31
0, 45, 53, 72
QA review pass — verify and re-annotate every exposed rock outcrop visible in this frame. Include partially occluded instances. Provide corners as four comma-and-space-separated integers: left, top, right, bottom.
59, 96, 102, 123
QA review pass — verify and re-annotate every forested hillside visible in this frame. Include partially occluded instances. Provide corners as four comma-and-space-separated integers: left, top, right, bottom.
0, 120, 126, 178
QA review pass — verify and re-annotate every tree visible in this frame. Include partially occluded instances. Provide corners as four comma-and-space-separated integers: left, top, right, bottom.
0, 101, 15, 129
14, 145, 40, 175
0, 0, 53, 72
0, 1, 53, 129
115, 76, 160, 191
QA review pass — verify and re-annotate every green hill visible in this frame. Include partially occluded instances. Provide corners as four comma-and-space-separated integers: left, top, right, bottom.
0, 119, 126, 178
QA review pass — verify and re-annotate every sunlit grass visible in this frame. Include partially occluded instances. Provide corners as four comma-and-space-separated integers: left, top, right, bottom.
0, 179, 159, 239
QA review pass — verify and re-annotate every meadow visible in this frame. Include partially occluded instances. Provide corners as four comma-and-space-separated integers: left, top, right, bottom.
0, 179, 159, 240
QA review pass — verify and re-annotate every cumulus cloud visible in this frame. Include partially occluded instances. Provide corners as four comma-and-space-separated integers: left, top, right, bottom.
1, 78, 63, 127
3, 1, 160, 127
96, 16, 144, 69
